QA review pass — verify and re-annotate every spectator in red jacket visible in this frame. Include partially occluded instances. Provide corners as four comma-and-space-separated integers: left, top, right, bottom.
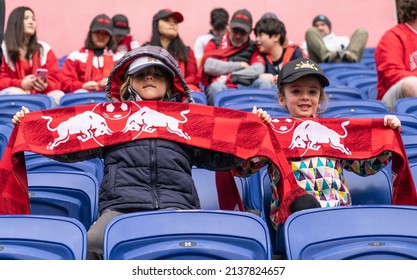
112, 14, 140, 55
0, 6, 64, 105
375, 0, 417, 112
60, 13, 123, 93
143, 9, 201, 92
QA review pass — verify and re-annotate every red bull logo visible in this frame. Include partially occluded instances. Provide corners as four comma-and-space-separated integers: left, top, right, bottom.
42, 103, 191, 150
271, 118, 351, 157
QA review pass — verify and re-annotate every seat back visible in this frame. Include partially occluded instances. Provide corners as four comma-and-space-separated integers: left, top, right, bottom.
213, 88, 277, 107
25, 153, 104, 185
395, 97, 417, 116
191, 167, 246, 210
58, 92, 107, 107
191, 91, 207, 105
224, 102, 290, 117
320, 100, 388, 117
284, 205, 417, 260
0, 122, 13, 160
0, 94, 52, 111
325, 86, 365, 100
402, 135, 417, 164
27, 170, 99, 229
103, 210, 272, 260
344, 168, 392, 205
0, 215, 86, 259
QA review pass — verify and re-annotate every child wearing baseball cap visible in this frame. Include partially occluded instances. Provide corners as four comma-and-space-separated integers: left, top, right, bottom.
236, 57, 401, 256
12, 46, 242, 260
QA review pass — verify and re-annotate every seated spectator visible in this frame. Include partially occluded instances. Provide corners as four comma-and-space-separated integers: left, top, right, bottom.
60, 14, 123, 93
199, 8, 265, 105
143, 9, 200, 92
301, 14, 368, 63
112, 14, 140, 54
375, 0, 417, 112
193, 7, 229, 68
253, 17, 306, 89
0, 6, 64, 105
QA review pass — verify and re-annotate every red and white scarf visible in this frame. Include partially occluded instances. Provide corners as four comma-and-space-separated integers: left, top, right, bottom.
1, 101, 416, 224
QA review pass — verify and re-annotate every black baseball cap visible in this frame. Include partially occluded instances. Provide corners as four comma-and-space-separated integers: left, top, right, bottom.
277, 58, 329, 87
90, 14, 113, 35
230, 9, 253, 33
112, 14, 130, 36
153, 9, 184, 23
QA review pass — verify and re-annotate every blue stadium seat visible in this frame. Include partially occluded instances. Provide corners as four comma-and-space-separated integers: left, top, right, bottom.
319, 62, 369, 77
59, 92, 107, 107
0, 107, 23, 123
103, 210, 272, 260
395, 97, 417, 116
346, 76, 377, 98
0, 94, 52, 111
409, 162, 417, 186
367, 86, 378, 100
224, 102, 290, 117
213, 88, 277, 107
25, 153, 104, 185
327, 69, 377, 85
0, 122, 13, 160
401, 134, 417, 164
27, 170, 99, 230
320, 100, 388, 117
284, 205, 417, 259
325, 86, 365, 100
191, 90, 207, 105
0, 215, 86, 259
191, 167, 246, 210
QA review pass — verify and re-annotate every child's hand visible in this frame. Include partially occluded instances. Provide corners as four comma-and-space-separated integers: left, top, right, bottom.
383, 114, 401, 131
12, 106, 30, 126
252, 106, 272, 124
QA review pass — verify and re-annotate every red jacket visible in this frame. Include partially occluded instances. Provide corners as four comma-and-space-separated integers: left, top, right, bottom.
60, 47, 123, 93
177, 48, 200, 91
0, 41, 62, 93
116, 35, 140, 54
375, 23, 417, 100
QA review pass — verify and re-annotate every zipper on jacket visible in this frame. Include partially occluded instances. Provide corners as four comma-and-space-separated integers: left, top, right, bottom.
150, 139, 159, 208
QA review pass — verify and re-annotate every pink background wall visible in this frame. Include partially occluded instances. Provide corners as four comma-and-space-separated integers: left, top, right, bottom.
6, 0, 397, 58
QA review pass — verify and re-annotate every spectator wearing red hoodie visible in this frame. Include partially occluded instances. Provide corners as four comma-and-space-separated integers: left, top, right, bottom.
0, 6, 64, 105
60, 14, 123, 93
112, 14, 140, 55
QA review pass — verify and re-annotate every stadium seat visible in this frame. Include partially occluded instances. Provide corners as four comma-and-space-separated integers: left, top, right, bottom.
320, 100, 388, 117
0, 94, 52, 111
395, 97, 417, 116
223, 102, 290, 117
213, 88, 277, 107
325, 86, 365, 100
27, 170, 99, 230
346, 76, 377, 98
103, 210, 272, 260
409, 162, 417, 186
191, 166, 246, 210
25, 153, 104, 185
0, 107, 23, 123
319, 62, 369, 76
327, 69, 377, 85
191, 90, 207, 105
367, 86, 378, 100
0, 215, 86, 259
0, 122, 13, 160
344, 168, 392, 205
401, 134, 417, 164
284, 205, 417, 260
334, 113, 417, 135
58, 91, 107, 107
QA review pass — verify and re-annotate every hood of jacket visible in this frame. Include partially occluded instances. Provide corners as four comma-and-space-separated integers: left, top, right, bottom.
105, 45, 194, 103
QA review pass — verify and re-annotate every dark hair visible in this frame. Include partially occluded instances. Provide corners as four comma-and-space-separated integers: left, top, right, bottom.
210, 8, 229, 32
4, 6, 39, 62
147, 19, 188, 63
398, 0, 417, 23
254, 17, 286, 45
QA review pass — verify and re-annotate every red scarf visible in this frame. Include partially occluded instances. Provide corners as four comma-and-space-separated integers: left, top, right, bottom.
1, 102, 416, 224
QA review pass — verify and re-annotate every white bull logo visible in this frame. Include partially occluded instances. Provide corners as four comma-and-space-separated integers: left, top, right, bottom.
42, 111, 113, 150
122, 106, 191, 140
289, 120, 351, 156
